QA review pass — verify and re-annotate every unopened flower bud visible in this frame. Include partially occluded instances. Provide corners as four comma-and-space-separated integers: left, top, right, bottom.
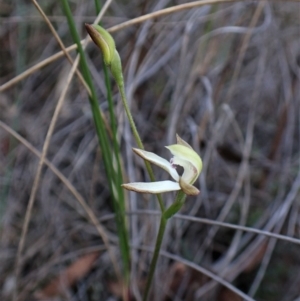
85, 24, 123, 85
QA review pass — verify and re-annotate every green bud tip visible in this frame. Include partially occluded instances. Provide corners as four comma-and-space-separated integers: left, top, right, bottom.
85, 23, 116, 66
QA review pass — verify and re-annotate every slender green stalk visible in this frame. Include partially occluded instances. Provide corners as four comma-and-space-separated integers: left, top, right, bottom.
105, 67, 130, 282
118, 83, 165, 212
93, 0, 101, 14
84, 23, 166, 211
142, 215, 167, 301
92, 0, 130, 282
61, 0, 113, 182
85, 25, 196, 300
61, 0, 130, 281
164, 190, 186, 219
142, 190, 186, 301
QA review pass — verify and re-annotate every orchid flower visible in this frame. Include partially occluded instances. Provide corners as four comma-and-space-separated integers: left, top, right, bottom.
122, 135, 202, 196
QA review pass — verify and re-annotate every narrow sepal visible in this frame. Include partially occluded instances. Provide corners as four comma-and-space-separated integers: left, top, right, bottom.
122, 181, 181, 194
133, 148, 179, 181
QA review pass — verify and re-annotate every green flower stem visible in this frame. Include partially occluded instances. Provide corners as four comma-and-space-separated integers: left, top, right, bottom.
142, 215, 166, 301
142, 190, 186, 301
61, 0, 130, 282
92, 0, 130, 291
117, 82, 165, 213
85, 24, 166, 212
163, 190, 186, 219
99, 24, 130, 286
93, 0, 101, 15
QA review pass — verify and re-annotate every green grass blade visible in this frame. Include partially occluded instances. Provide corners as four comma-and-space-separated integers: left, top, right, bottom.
93, 0, 130, 282
60, 0, 130, 282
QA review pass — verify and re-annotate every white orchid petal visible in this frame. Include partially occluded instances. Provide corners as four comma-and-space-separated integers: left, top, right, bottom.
122, 181, 181, 194
133, 148, 179, 181
166, 144, 202, 184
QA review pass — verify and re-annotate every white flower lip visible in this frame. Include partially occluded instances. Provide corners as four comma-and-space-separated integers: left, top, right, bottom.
122, 135, 202, 196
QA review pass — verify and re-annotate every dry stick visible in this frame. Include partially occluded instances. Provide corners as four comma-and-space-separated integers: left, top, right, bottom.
126, 210, 300, 246
248, 64, 297, 295
108, 0, 240, 33
223, 1, 266, 104
0, 119, 113, 253
161, 251, 256, 301
167, 19, 192, 145
0, 0, 240, 92
195, 44, 268, 300
215, 46, 267, 271
31, 0, 113, 138
248, 170, 300, 296
195, 1, 267, 263
31, 0, 91, 95
0, 0, 293, 93
13, 54, 81, 301
13, 1, 118, 299
217, 170, 300, 297
133, 245, 256, 301
0, 43, 78, 92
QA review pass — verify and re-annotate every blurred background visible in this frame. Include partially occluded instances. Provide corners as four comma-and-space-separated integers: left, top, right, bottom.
0, 0, 300, 300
